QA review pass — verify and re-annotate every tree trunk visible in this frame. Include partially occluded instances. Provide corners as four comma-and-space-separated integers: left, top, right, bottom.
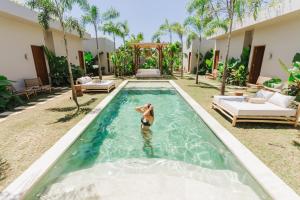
95, 25, 102, 81
221, 11, 234, 95
180, 36, 184, 78
113, 34, 116, 51
63, 30, 80, 111
195, 37, 202, 84
169, 30, 172, 43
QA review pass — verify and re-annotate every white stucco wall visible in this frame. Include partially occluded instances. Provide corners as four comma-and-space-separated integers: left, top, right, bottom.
215, 32, 245, 61
250, 17, 300, 81
0, 14, 45, 90
52, 30, 84, 66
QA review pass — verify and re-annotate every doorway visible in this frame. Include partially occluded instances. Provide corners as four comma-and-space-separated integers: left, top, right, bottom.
213, 50, 220, 70
31, 45, 49, 85
249, 45, 265, 84
78, 51, 84, 69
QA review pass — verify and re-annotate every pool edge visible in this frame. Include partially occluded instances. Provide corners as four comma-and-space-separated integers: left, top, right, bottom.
169, 80, 299, 200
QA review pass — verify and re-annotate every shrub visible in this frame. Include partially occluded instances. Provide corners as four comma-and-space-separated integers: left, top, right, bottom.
263, 77, 282, 88
0, 75, 22, 112
44, 47, 83, 86
198, 49, 214, 75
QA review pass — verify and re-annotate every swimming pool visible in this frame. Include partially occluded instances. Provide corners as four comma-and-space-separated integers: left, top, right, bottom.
3, 81, 299, 200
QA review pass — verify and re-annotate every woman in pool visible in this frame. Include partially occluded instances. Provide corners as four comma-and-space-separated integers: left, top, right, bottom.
135, 103, 154, 130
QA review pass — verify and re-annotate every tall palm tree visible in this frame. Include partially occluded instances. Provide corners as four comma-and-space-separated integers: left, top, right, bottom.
102, 21, 122, 51
118, 21, 130, 45
158, 19, 173, 43
184, 0, 213, 84
207, 0, 264, 95
171, 22, 186, 78
151, 31, 163, 43
82, 5, 119, 80
27, 0, 87, 111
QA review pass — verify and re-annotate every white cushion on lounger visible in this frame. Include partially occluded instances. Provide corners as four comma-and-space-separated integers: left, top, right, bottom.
77, 76, 92, 84
219, 100, 296, 116
267, 92, 295, 108
255, 89, 274, 100
213, 96, 246, 105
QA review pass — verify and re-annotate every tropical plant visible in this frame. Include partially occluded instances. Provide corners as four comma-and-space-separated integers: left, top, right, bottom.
207, 0, 265, 95
151, 31, 163, 43
0, 75, 22, 112
163, 42, 181, 75
84, 51, 97, 75
263, 77, 282, 88
44, 47, 84, 86
185, 0, 215, 84
198, 49, 214, 75
82, 5, 119, 80
27, 0, 87, 110
171, 22, 186, 78
279, 58, 300, 99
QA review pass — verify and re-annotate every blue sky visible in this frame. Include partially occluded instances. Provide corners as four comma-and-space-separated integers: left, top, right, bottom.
19, 0, 190, 46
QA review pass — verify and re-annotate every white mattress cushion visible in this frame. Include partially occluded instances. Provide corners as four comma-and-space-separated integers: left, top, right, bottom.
267, 93, 295, 108
77, 76, 92, 84
82, 80, 115, 90
248, 97, 266, 104
136, 69, 161, 77
219, 100, 296, 116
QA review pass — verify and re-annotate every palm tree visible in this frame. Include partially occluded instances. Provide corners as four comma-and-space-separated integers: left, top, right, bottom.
27, 0, 87, 111
102, 21, 122, 51
184, 0, 213, 84
151, 31, 162, 43
119, 21, 130, 45
82, 5, 119, 80
207, 0, 264, 95
171, 22, 186, 78
158, 19, 173, 43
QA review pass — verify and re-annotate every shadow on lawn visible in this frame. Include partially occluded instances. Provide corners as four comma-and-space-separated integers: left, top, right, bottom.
187, 82, 219, 90
53, 107, 92, 123
47, 98, 97, 112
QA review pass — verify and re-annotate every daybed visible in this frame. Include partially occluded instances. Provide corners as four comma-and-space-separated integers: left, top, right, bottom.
76, 77, 115, 93
136, 69, 161, 78
212, 90, 299, 127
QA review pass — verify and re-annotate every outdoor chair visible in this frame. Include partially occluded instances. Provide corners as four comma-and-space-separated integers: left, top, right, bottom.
7, 85, 35, 100
76, 76, 115, 93
24, 78, 52, 93
212, 89, 299, 127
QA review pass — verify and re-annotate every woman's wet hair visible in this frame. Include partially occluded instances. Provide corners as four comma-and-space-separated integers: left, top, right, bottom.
147, 103, 154, 117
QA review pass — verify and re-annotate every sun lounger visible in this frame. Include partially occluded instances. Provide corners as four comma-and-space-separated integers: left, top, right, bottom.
212, 90, 299, 127
76, 76, 115, 93
7, 85, 35, 100
24, 78, 51, 93
136, 69, 161, 78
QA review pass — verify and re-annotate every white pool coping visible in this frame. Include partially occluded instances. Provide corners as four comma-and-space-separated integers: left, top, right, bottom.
2, 80, 299, 200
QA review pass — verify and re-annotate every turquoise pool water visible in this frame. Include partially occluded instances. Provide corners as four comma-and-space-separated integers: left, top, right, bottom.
27, 87, 270, 199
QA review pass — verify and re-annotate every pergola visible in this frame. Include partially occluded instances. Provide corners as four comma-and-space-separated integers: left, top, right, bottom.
131, 43, 168, 74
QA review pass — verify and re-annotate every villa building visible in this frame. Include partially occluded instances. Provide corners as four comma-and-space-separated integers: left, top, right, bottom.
210, 0, 300, 83
183, 38, 214, 73
83, 37, 115, 75
0, 0, 91, 90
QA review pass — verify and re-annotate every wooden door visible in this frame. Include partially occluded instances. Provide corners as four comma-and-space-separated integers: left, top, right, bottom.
31, 45, 49, 85
188, 52, 192, 72
213, 50, 220, 69
78, 51, 84, 69
107, 53, 110, 73
249, 46, 265, 84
